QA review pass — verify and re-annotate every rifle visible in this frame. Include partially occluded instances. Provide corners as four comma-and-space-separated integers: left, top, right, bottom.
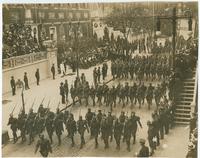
40, 96, 46, 106
31, 98, 36, 109
57, 101, 60, 110
10, 104, 17, 115
47, 100, 51, 109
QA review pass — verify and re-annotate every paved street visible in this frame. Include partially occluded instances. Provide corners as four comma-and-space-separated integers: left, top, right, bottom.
2, 60, 189, 157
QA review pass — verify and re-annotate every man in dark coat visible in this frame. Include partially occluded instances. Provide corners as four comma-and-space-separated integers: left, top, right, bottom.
7, 114, 18, 143
10, 76, 16, 96
35, 68, 40, 86
51, 64, 55, 80
114, 118, 124, 150
90, 116, 100, 148
60, 82, 65, 104
77, 116, 89, 149
24, 72, 30, 90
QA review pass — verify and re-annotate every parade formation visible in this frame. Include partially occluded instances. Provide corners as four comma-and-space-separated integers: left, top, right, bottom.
3, 2, 198, 158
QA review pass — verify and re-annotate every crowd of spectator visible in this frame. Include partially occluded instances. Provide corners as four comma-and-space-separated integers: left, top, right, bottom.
3, 23, 43, 59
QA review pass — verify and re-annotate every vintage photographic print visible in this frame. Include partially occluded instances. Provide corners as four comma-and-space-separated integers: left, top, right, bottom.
2, 2, 198, 157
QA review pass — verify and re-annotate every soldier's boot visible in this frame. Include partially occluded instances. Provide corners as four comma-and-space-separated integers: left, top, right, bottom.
110, 136, 113, 142
58, 135, 61, 146
95, 137, 98, 149
133, 135, 136, 144
127, 142, 131, 152
71, 137, 75, 147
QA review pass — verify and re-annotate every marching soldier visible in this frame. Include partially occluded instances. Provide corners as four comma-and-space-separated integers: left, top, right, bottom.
96, 85, 103, 106
102, 63, 108, 80
146, 83, 154, 110
152, 112, 160, 147
97, 67, 101, 83
45, 110, 55, 144
130, 112, 142, 144
77, 116, 89, 149
89, 85, 96, 106
54, 109, 64, 146
90, 116, 100, 148
7, 114, 18, 143
97, 110, 103, 123
114, 118, 124, 150
26, 108, 36, 145
64, 80, 69, 102
147, 121, 155, 156
101, 116, 110, 149
70, 85, 76, 105
119, 111, 126, 124
93, 67, 98, 87
66, 114, 77, 147
35, 134, 52, 157
17, 110, 27, 143
85, 108, 94, 128
107, 112, 114, 142
129, 83, 137, 107
124, 117, 132, 151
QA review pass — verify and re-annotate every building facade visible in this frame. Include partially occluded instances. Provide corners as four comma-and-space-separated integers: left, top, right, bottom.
3, 4, 92, 44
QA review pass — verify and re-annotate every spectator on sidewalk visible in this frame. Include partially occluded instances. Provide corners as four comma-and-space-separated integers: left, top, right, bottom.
24, 72, 30, 90
35, 68, 40, 86
10, 76, 16, 96
51, 64, 55, 80
60, 82, 65, 104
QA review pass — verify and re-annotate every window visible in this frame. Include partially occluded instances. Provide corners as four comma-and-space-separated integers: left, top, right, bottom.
68, 12, 73, 19
38, 11, 45, 19
84, 12, 88, 18
58, 12, 64, 19
48, 12, 55, 19
76, 12, 81, 19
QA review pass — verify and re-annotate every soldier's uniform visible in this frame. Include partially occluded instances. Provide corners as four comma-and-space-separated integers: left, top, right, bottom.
146, 84, 154, 109
89, 85, 96, 106
77, 116, 89, 149
7, 115, 18, 143
107, 112, 114, 142
26, 109, 36, 145
70, 85, 76, 105
124, 118, 132, 151
54, 109, 64, 146
64, 80, 69, 101
129, 83, 137, 106
119, 111, 126, 124
66, 114, 77, 147
101, 117, 110, 149
17, 111, 27, 143
85, 108, 94, 128
90, 116, 100, 148
147, 121, 156, 156
60, 82, 65, 104
114, 119, 124, 150
130, 112, 142, 144
96, 85, 103, 106
45, 111, 55, 144
97, 110, 103, 123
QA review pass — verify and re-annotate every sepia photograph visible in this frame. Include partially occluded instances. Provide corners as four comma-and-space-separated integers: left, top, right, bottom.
1, 2, 198, 157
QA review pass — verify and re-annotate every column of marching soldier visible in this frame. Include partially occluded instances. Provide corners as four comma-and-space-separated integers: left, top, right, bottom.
8, 69, 175, 157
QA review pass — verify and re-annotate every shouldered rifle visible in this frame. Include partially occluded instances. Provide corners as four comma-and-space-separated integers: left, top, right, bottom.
31, 98, 36, 109
47, 100, 51, 109
10, 104, 17, 115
